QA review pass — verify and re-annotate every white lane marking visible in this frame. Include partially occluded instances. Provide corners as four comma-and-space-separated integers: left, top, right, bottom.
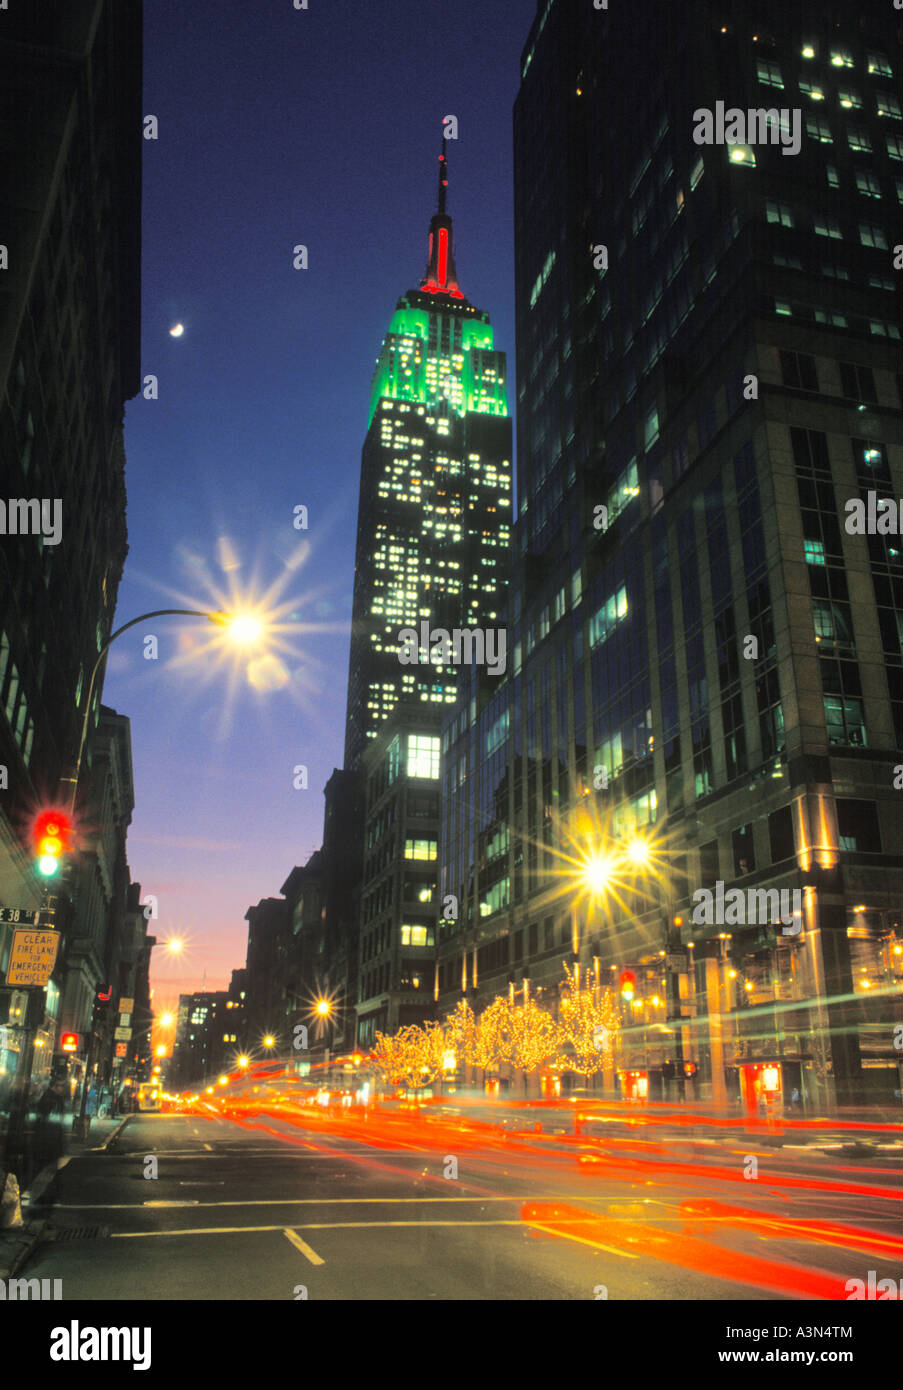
283, 1228, 325, 1265
143, 1200, 200, 1208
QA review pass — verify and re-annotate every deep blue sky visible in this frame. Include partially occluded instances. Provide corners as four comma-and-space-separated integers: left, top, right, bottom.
105, 0, 537, 1009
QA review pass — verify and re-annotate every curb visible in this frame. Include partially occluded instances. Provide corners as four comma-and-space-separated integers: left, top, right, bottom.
0, 1218, 47, 1281
100, 1115, 133, 1151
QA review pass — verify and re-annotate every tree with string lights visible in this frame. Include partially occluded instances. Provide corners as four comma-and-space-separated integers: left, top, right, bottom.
441, 998, 477, 1071
507, 998, 561, 1074
555, 962, 620, 1079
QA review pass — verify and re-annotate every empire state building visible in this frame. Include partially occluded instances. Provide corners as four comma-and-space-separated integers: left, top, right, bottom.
343, 146, 513, 771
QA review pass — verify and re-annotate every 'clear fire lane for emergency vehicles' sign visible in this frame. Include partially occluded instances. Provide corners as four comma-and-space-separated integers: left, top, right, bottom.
4, 928, 61, 987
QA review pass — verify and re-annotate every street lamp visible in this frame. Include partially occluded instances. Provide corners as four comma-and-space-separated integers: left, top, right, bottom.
59, 608, 266, 818
57, 607, 268, 1139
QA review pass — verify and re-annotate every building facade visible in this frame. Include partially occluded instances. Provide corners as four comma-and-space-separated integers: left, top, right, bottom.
437, 0, 903, 1111
356, 707, 443, 1045
0, 0, 142, 1106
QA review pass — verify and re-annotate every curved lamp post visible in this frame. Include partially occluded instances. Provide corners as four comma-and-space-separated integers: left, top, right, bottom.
63, 607, 262, 1136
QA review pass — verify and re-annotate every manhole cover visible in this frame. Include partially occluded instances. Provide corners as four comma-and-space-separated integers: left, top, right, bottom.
46, 1225, 111, 1241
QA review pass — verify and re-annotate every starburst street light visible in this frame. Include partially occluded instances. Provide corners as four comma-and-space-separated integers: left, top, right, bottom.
583, 853, 616, 895
523, 800, 673, 963
262, 1035, 275, 1049
626, 835, 652, 868
58, 604, 272, 818
208, 609, 267, 647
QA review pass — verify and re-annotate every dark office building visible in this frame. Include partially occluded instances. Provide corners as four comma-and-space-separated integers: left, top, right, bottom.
356, 706, 443, 1044
172, 991, 229, 1089
281, 769, 364, 1053
437, 0, 903, 1110
243, 897, 291, 1049
0, 1, 142, 1080
343, 147, 513, 773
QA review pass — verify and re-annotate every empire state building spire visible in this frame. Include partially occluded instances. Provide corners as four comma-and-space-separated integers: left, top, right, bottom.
420, 143, 463, 298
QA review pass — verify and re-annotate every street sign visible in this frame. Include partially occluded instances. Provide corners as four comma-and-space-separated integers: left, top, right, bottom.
119, 1012, 131, 1027
115, 1042, 128, 1058
114, 1026, 132, 1041
4, 929, 60, 987
118, 997, 134, 1013
0, 907, 42, 926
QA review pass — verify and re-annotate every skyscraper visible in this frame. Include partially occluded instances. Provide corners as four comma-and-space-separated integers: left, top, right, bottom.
438, 0, 903, 1110
341, 148, 513, 1045
343, 147, 512, 772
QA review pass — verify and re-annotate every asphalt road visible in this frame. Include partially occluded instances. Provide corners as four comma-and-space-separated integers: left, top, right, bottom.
16, 1105, 903, 1300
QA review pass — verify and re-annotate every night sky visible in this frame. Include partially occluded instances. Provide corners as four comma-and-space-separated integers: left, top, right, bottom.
105, 0, 536, 1010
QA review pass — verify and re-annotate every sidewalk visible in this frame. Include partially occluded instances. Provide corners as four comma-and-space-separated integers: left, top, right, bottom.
0, 1113, 132, 1279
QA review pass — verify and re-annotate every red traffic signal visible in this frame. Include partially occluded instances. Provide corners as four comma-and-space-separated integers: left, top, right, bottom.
619, 970, 636, 1000
61, 1033, 80, 1052
32, 809, 73, 877
683, 1061, 698, 1078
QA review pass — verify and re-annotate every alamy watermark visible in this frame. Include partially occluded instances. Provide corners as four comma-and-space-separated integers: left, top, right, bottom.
692, 102, 802, 157
398, 622, 506, 676
691, 882, 802, 931
0, 1277, 62, 1300
0, 498, 62, 546
844, 492, 903, 535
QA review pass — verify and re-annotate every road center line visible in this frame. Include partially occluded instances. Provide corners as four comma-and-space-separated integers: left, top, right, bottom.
283, 1228, 325, 1264
110, 1219, 532, 1238
57, 1195, 590, 1210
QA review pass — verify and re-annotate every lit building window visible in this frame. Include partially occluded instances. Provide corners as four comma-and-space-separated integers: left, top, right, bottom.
814, 215, 843, 238
407, 733, 440, 779
404, 838, 437, 861
757, 59, 784, 87
766, 199, 794, 225
856, 169, 882, 197
868, 53, 893, 78
859, 223, 888, 249
806, 114, 833, 142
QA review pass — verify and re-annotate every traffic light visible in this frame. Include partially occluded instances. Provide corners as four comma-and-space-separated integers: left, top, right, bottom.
33, 809, 73, 878
619, 970, 636, 1001
662, 1060, 676, 1080
683, 1061, 698, 1078
93, 988, 112, 1031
